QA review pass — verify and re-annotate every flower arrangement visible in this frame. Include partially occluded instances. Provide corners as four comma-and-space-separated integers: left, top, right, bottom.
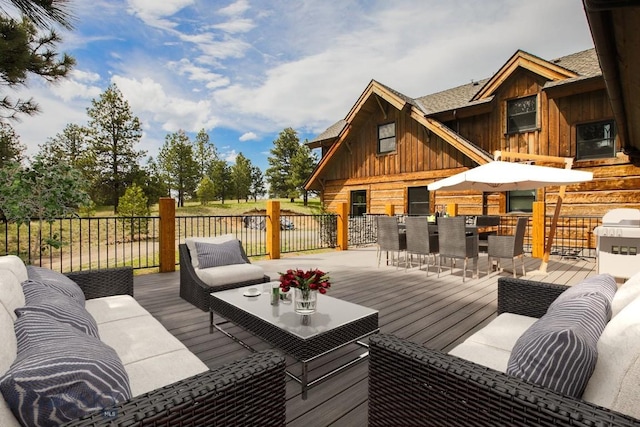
279, 268, 331, 294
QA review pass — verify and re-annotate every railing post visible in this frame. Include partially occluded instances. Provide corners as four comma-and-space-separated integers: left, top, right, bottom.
532, 201, 545, 258
446, 203, 458, 217
158, 197, 176, 272
336, 202, 349, 250
385, 204, 395, 216
266, 200, 280, 259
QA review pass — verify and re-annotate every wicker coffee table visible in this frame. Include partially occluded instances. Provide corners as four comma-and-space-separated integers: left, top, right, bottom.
210, 283, 379, 399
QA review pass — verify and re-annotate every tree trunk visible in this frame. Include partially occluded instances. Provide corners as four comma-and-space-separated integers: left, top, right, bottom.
303, 191, 308, 206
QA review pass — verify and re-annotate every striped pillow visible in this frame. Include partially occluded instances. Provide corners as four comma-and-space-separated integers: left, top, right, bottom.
549, 273, 617, 314
0, 311, 130, 426
195, 239, 247, 269
506, 292, 610, 398
25, 266, 86, 305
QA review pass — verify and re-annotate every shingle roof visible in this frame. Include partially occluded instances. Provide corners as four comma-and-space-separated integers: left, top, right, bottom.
309, 119, 347, 143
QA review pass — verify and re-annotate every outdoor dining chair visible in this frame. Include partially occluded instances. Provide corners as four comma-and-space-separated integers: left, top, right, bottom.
376, 216, 407, 268
487, 216, 527, 277
404, 216, 439, 275
437, 216, 479, 282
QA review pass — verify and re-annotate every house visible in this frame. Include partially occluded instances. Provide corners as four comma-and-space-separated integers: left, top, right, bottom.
304, 47, 640, 219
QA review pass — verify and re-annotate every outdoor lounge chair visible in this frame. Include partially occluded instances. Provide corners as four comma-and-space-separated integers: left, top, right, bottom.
179, 241, 270, 313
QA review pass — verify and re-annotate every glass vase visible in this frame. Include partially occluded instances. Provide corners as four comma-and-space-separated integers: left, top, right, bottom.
294, 288, 317, 315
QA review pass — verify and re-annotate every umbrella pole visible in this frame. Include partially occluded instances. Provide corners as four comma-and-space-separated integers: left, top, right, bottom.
538, 186, 566, 274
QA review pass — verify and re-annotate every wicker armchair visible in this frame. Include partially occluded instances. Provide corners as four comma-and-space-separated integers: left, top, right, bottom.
488, 216, 527, 277
437, 216, 479, 281
404, 216, 438, 274
376, 216, 407, 268
179, 243, 271, 312
368, 277, 640, 427
57, 267, 287, 427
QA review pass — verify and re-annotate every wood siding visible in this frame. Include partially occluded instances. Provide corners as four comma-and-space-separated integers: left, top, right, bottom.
318, 69, 640, 218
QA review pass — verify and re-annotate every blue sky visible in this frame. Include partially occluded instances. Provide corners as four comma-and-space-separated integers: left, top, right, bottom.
12, 0, 595, 172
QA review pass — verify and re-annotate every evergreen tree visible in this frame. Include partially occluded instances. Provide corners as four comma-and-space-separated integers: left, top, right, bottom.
0, 16, 75, 119
117, 183, 149, 235
1, 0, 75, 29
158, 130, 199, 207
136, 157, 169, 207
289, 142, 318, 206
193, 128, 217, 177
86, 84, 144, 212
0, 122, 25, 167
266, 127, 301, 200
249, 165, 265, 201
196, 176, 216, 205
231, 152, 252, 202
207, 158, 231, 204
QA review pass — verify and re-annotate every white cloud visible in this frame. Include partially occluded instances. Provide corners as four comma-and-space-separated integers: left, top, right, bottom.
126, 0, 194, 29
239, 132, 258, 141
218, 0, 250, 17
212, 18, 256, 34
167, 58, 230, 88
223, 149, 238, 163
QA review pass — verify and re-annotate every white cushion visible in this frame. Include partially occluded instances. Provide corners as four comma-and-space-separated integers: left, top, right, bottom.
195, 263, 265, 287
85, 295, 151, 325
582, 296, 640, 418
449, 341, 512, 373
0, 270, 25, 322
462, 313, 537, 351
185, 235, 236, 269
126, 349, 208, 397
0, 306, 17, 376
98, 315, 187, 365
0, 255, 27, 283
611, 270, 640, 317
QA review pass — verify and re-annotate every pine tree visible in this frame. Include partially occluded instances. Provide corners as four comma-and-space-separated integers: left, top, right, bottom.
196, 176, 216, 205
289, 142, 317, 205
158, 130, 199, 207
86, 84, 144, 212
266, 127, 301, 200
0, 122, 25, 167
249, 165, 266, 201
208, 158, 231, 204
193, 128, 217, 178
231, 152, 252, 202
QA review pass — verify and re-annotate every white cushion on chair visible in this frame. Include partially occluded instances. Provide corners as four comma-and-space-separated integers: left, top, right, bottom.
185, 235, 237, 269
195, 263, 265, 287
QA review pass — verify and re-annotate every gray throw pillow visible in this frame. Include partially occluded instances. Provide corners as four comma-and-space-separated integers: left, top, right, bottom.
195, 239, 247, 269
507, 292, 610, 398
0, 311, 130, 426
26, 266, 86, 305
548, 273, 617, 316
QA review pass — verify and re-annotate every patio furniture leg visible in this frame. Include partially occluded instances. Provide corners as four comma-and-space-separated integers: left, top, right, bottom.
463, 258, 467, 282
521, 255, 526, 277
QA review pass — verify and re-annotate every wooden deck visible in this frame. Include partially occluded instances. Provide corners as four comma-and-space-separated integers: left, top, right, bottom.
133, 247, 597, 426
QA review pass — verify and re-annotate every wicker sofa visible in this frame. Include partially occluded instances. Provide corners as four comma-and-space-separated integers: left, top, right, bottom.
179, 236, 270, 313
369, 275, 640, 426
0, 255, 286, 426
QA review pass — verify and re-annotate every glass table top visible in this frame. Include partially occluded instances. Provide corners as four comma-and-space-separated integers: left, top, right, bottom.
211, 282, 378, 340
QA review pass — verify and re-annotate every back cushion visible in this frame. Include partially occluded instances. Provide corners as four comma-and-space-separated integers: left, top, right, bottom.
582, 296, 640, 418
185, 234, 236, 268
611, 270, 640, 317
506, 293, 610, 398
0, 256, 28, 283
0, 271, 25, 322
0, 306, 17, 376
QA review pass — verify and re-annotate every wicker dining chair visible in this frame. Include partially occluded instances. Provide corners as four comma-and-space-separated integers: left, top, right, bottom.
488, 216, 527, 277
437, 216, 479, 282
376, 216, 407, 268
404, 216, 439, 275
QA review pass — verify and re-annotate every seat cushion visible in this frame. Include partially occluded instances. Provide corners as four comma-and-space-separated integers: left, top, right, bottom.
85, 295, 151, 325
195, 239, 246, 268
449, 341, 513, 373
506, 293, 610, 398
195, 263, 266, 287
185, 234, 237, 269
611, 270, 640, 317
582, 296, 640, 418
462, 313, 537, 352
0, 311, 130, 426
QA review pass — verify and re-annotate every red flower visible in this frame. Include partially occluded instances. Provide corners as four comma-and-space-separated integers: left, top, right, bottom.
278, 268, 331, 294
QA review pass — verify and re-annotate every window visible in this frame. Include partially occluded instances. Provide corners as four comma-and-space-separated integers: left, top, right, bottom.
350, 190, 367, 216
408, 186, 430, 215
507, 95, 537, 133
378, 123, 396, 154
507, 190, 536, 213
576, 120, 616, 160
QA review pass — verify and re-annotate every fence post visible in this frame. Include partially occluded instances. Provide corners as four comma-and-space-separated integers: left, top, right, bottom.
336, 202, 348, 250
266, 200, 280, 259
158, 197, 176, 272
446, 203, 458, 217
385, 204, 395, 216
532, 201, 545, 258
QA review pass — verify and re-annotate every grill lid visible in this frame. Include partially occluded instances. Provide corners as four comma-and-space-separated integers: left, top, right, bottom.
601, 208, 640, 228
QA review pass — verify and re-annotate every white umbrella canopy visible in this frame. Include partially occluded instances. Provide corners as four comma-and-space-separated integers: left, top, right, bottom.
427, 161, 593, 192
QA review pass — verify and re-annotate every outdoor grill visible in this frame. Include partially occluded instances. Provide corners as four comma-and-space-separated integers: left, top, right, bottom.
594, 208, 640, 280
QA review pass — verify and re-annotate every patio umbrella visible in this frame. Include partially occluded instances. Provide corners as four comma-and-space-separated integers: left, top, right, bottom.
427, 161, 593, 192
427, 160, 594, 274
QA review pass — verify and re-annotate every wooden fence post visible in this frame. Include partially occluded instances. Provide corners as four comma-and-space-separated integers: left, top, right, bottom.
385, 204, 395, 216
266, 200, 280, 259
532, 201, 545, 258
446, 203, 458, 217
158, 197, 176, 273
336, 202, 348, 250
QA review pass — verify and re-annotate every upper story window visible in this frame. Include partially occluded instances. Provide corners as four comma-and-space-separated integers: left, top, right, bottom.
378, 122, 396, 154
576, 120, 616, 160
507, 95, 537, 133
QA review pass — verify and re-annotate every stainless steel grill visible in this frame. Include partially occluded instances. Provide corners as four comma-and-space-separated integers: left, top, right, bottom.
594, 208, 640, 280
